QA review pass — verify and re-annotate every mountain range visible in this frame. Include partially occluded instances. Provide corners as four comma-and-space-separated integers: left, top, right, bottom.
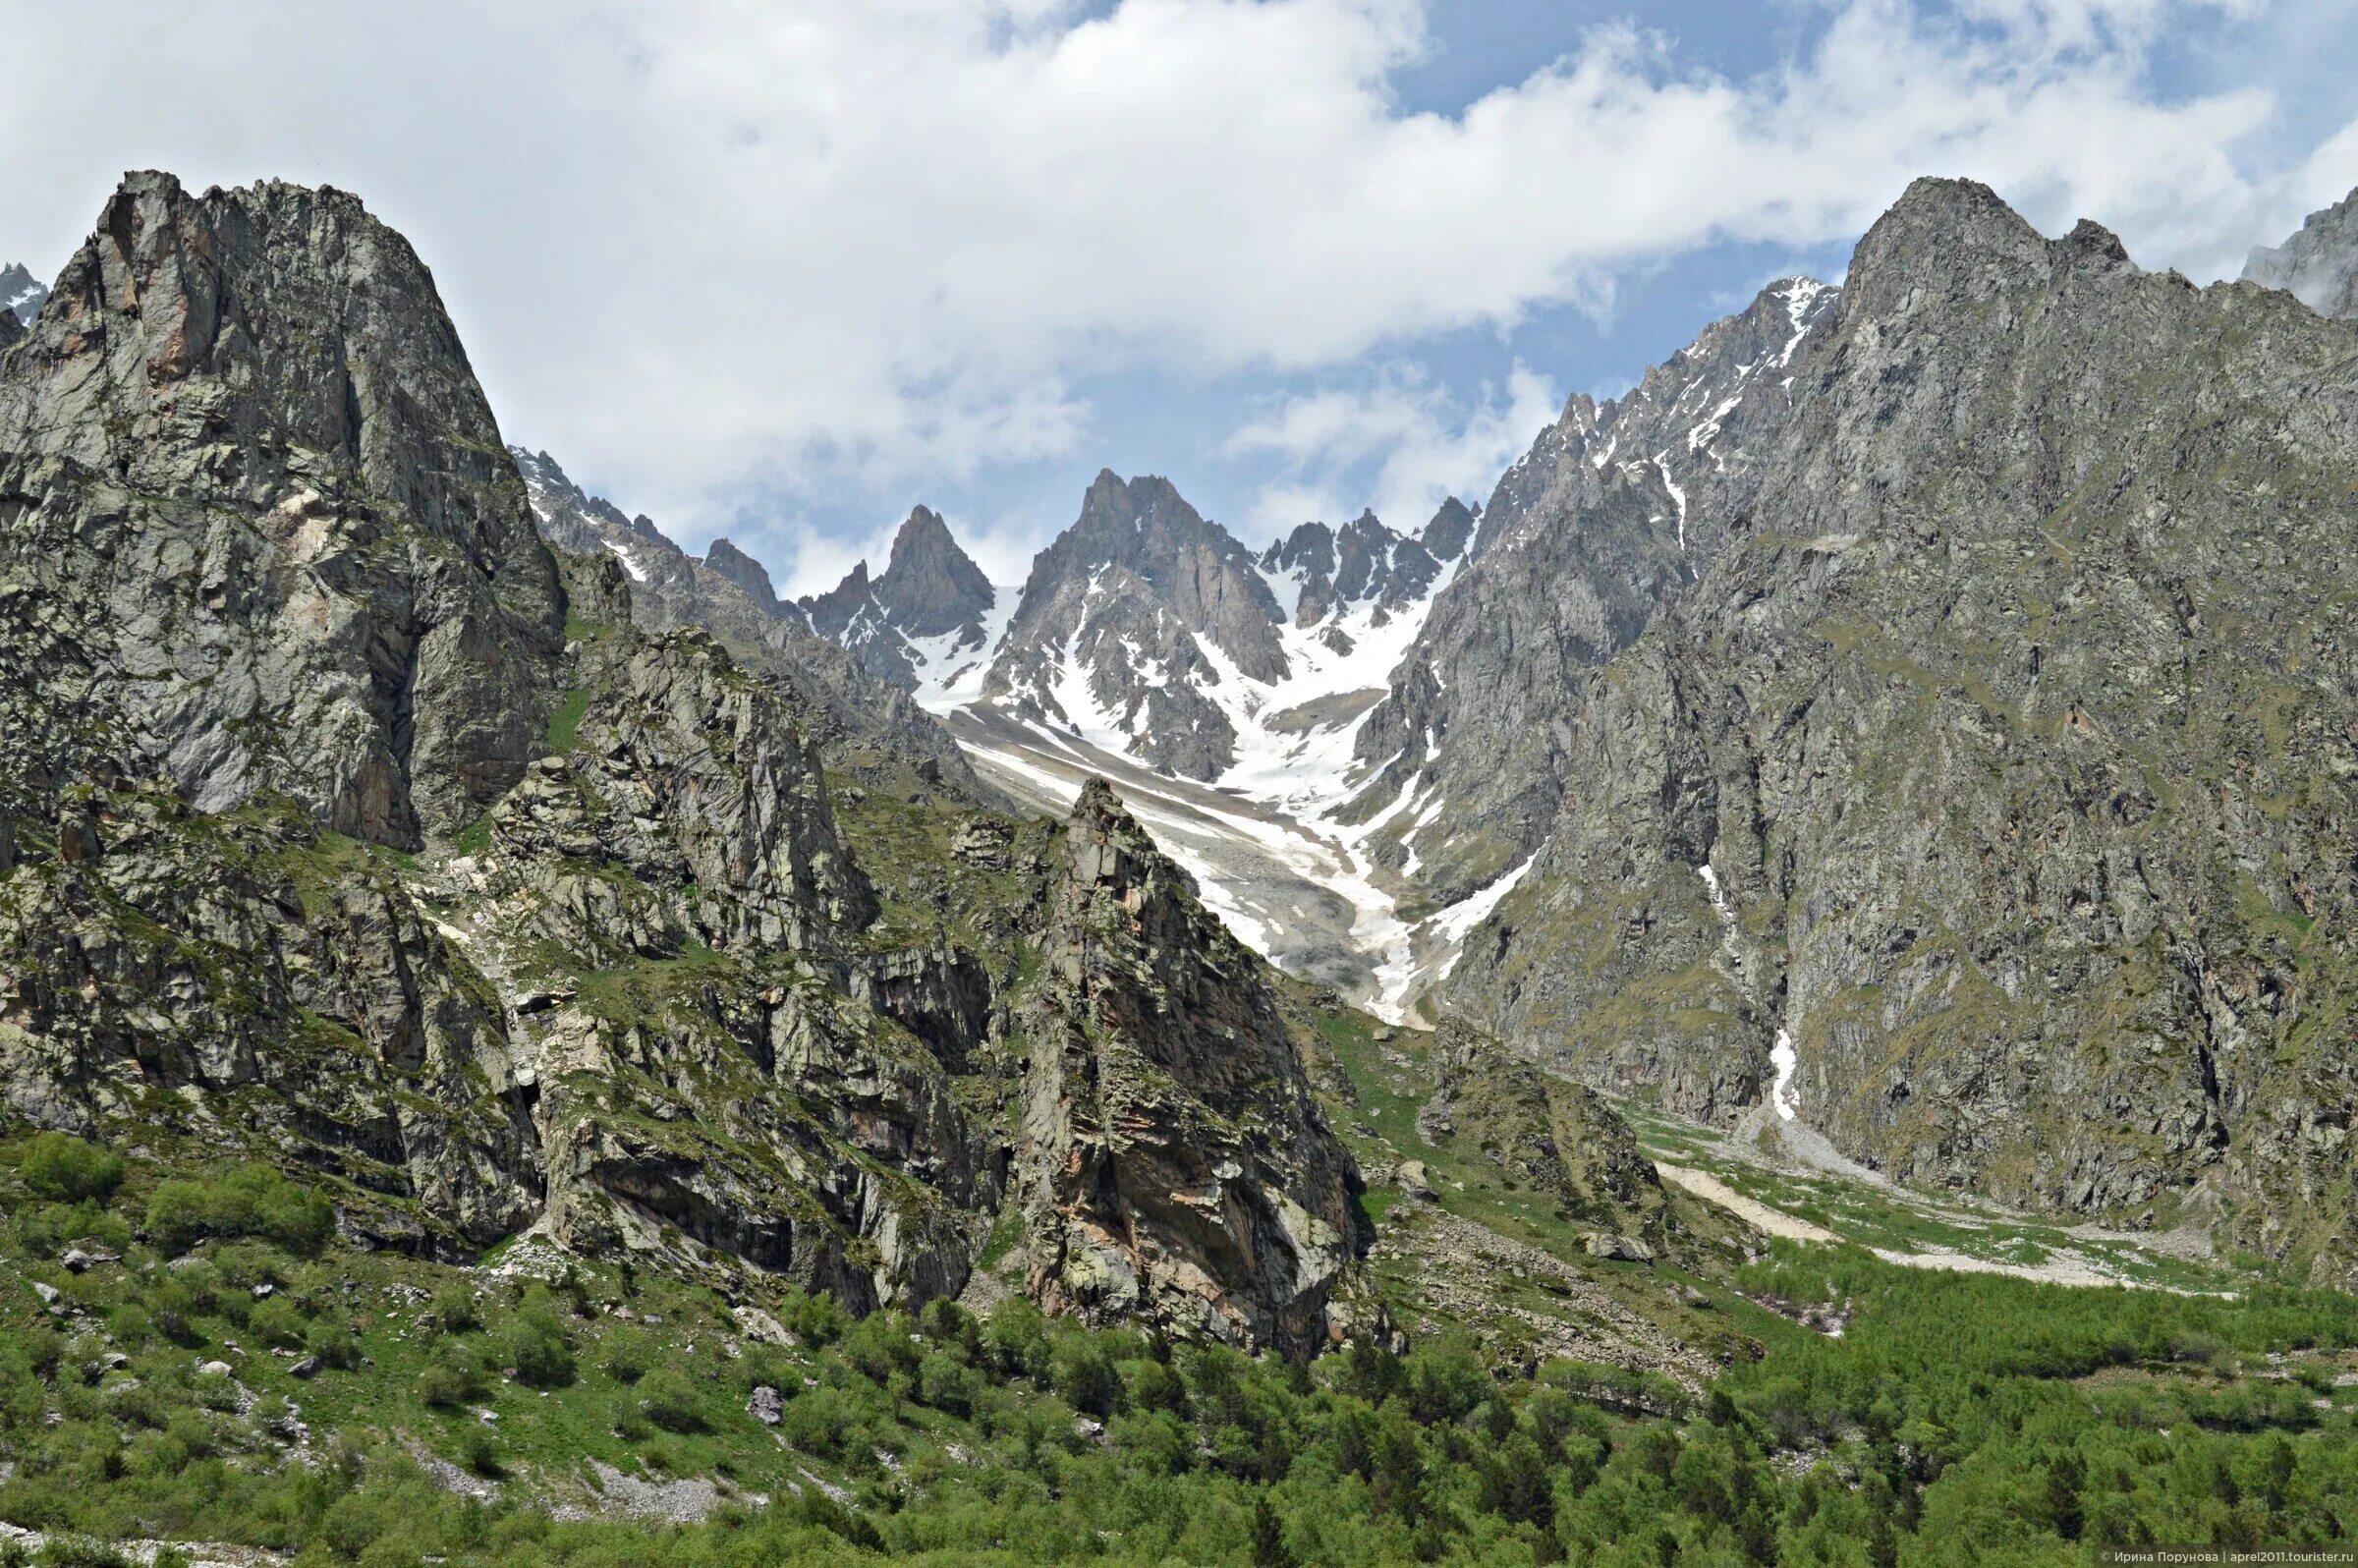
3, 161, 2358, 1558
438, 177, 2358, 1288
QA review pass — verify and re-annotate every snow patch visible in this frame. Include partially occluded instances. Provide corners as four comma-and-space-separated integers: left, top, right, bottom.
604, 540, 648, 583
1769, 1029, 1799, 1121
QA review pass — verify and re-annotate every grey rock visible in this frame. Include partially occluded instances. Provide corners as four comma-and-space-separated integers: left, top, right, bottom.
985, 473, 1286, 779
1347, 276, 1837, 904
800, 506, 999, 692
1015, 777, 1365, 1354
1449, 177, 2358, 1284
288, 1355, 321, 1380
2243, 184, 2358, 318
1583, 1233, 1655, 1263
0, 173, 565, 850
746, 1384, 784, 1426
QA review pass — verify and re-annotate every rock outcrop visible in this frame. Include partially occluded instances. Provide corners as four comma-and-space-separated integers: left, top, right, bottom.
1017, 779, 1365, 1352
1416, 1020, 1669, 1246
0, 785, 537, 1252
0, 173, 565, 849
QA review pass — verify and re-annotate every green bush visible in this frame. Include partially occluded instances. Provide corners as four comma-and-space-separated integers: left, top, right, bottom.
432, 1282, 481, 1334
501, 1290, 575, 1389
248, 1297, 307, 1350
419, 1341, 484, 1410
142, 1164, 335, 1256
639, 1367, 702, 1433
18, 1133, 125, 1204
306, 1320, 364, 1372
598, 1327, 654, 1384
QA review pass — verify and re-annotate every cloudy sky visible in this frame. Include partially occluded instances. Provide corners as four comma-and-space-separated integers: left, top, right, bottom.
6, 0, 2355, 593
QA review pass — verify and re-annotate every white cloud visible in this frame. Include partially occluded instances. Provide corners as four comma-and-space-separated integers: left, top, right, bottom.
1227, 364, 1562, 536
1, 0, 2348, 570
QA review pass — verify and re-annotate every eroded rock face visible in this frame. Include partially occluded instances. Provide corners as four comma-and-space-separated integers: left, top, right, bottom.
1451, 179, 2358, 1283
2243, 184, 2358, 319
1016, 778, 1365, 1353
0, 173, 564, 849
0, 787, 537, 1251
1347, 278, 1838, 902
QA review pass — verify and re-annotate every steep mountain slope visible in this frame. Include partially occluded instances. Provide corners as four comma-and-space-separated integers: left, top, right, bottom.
1347, 278, 1838, 911
1449, 178, 2358, 1284
512, 445, 982, 798
800, 505, 1007, 695
514, 445, 794, 640
2244, 182, 2358, 318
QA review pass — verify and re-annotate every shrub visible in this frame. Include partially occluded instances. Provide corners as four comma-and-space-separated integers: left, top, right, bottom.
18, 1133, 125, 1204
461, 1424, 504, 1479
598, 1327, 654, 1384
639, 1367, 703, 1433
142, 1165, 334, 1256
306, 1320, 364, 1372
1055, 1340, 1122, 1418
502, 1290, 576, 1389
418, 1343, 482, 1410
432, 1283, 480, 1334
248, 1298, 307, 1350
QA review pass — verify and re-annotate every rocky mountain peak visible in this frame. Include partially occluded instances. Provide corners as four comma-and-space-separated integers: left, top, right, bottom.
1842, 176, 2052, 317
802, 560, 873, 641
873, 504, 993, 639
2243, 183, 2358, 318
2, 170, 563, 846
702, 536, 782, 613
1, 260, 44, 325
1420, 495, 1476, 560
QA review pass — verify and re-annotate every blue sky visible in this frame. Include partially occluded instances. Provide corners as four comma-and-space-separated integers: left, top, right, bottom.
7, 0, 2356, 592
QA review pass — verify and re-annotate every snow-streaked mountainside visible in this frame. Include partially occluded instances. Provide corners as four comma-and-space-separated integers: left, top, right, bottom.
508, 274, 1841, 1021
1, 262, 44, 325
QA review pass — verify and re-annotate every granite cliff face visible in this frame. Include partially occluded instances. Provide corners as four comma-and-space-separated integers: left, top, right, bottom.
2243, 183, 2358, 319
1449, 180, 2358, 1283
0, 173, 564, 851
1016, 780, 1364, 1352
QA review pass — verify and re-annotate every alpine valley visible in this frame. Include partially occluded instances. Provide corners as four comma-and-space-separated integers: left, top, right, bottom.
2, 167, 2357, 1568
